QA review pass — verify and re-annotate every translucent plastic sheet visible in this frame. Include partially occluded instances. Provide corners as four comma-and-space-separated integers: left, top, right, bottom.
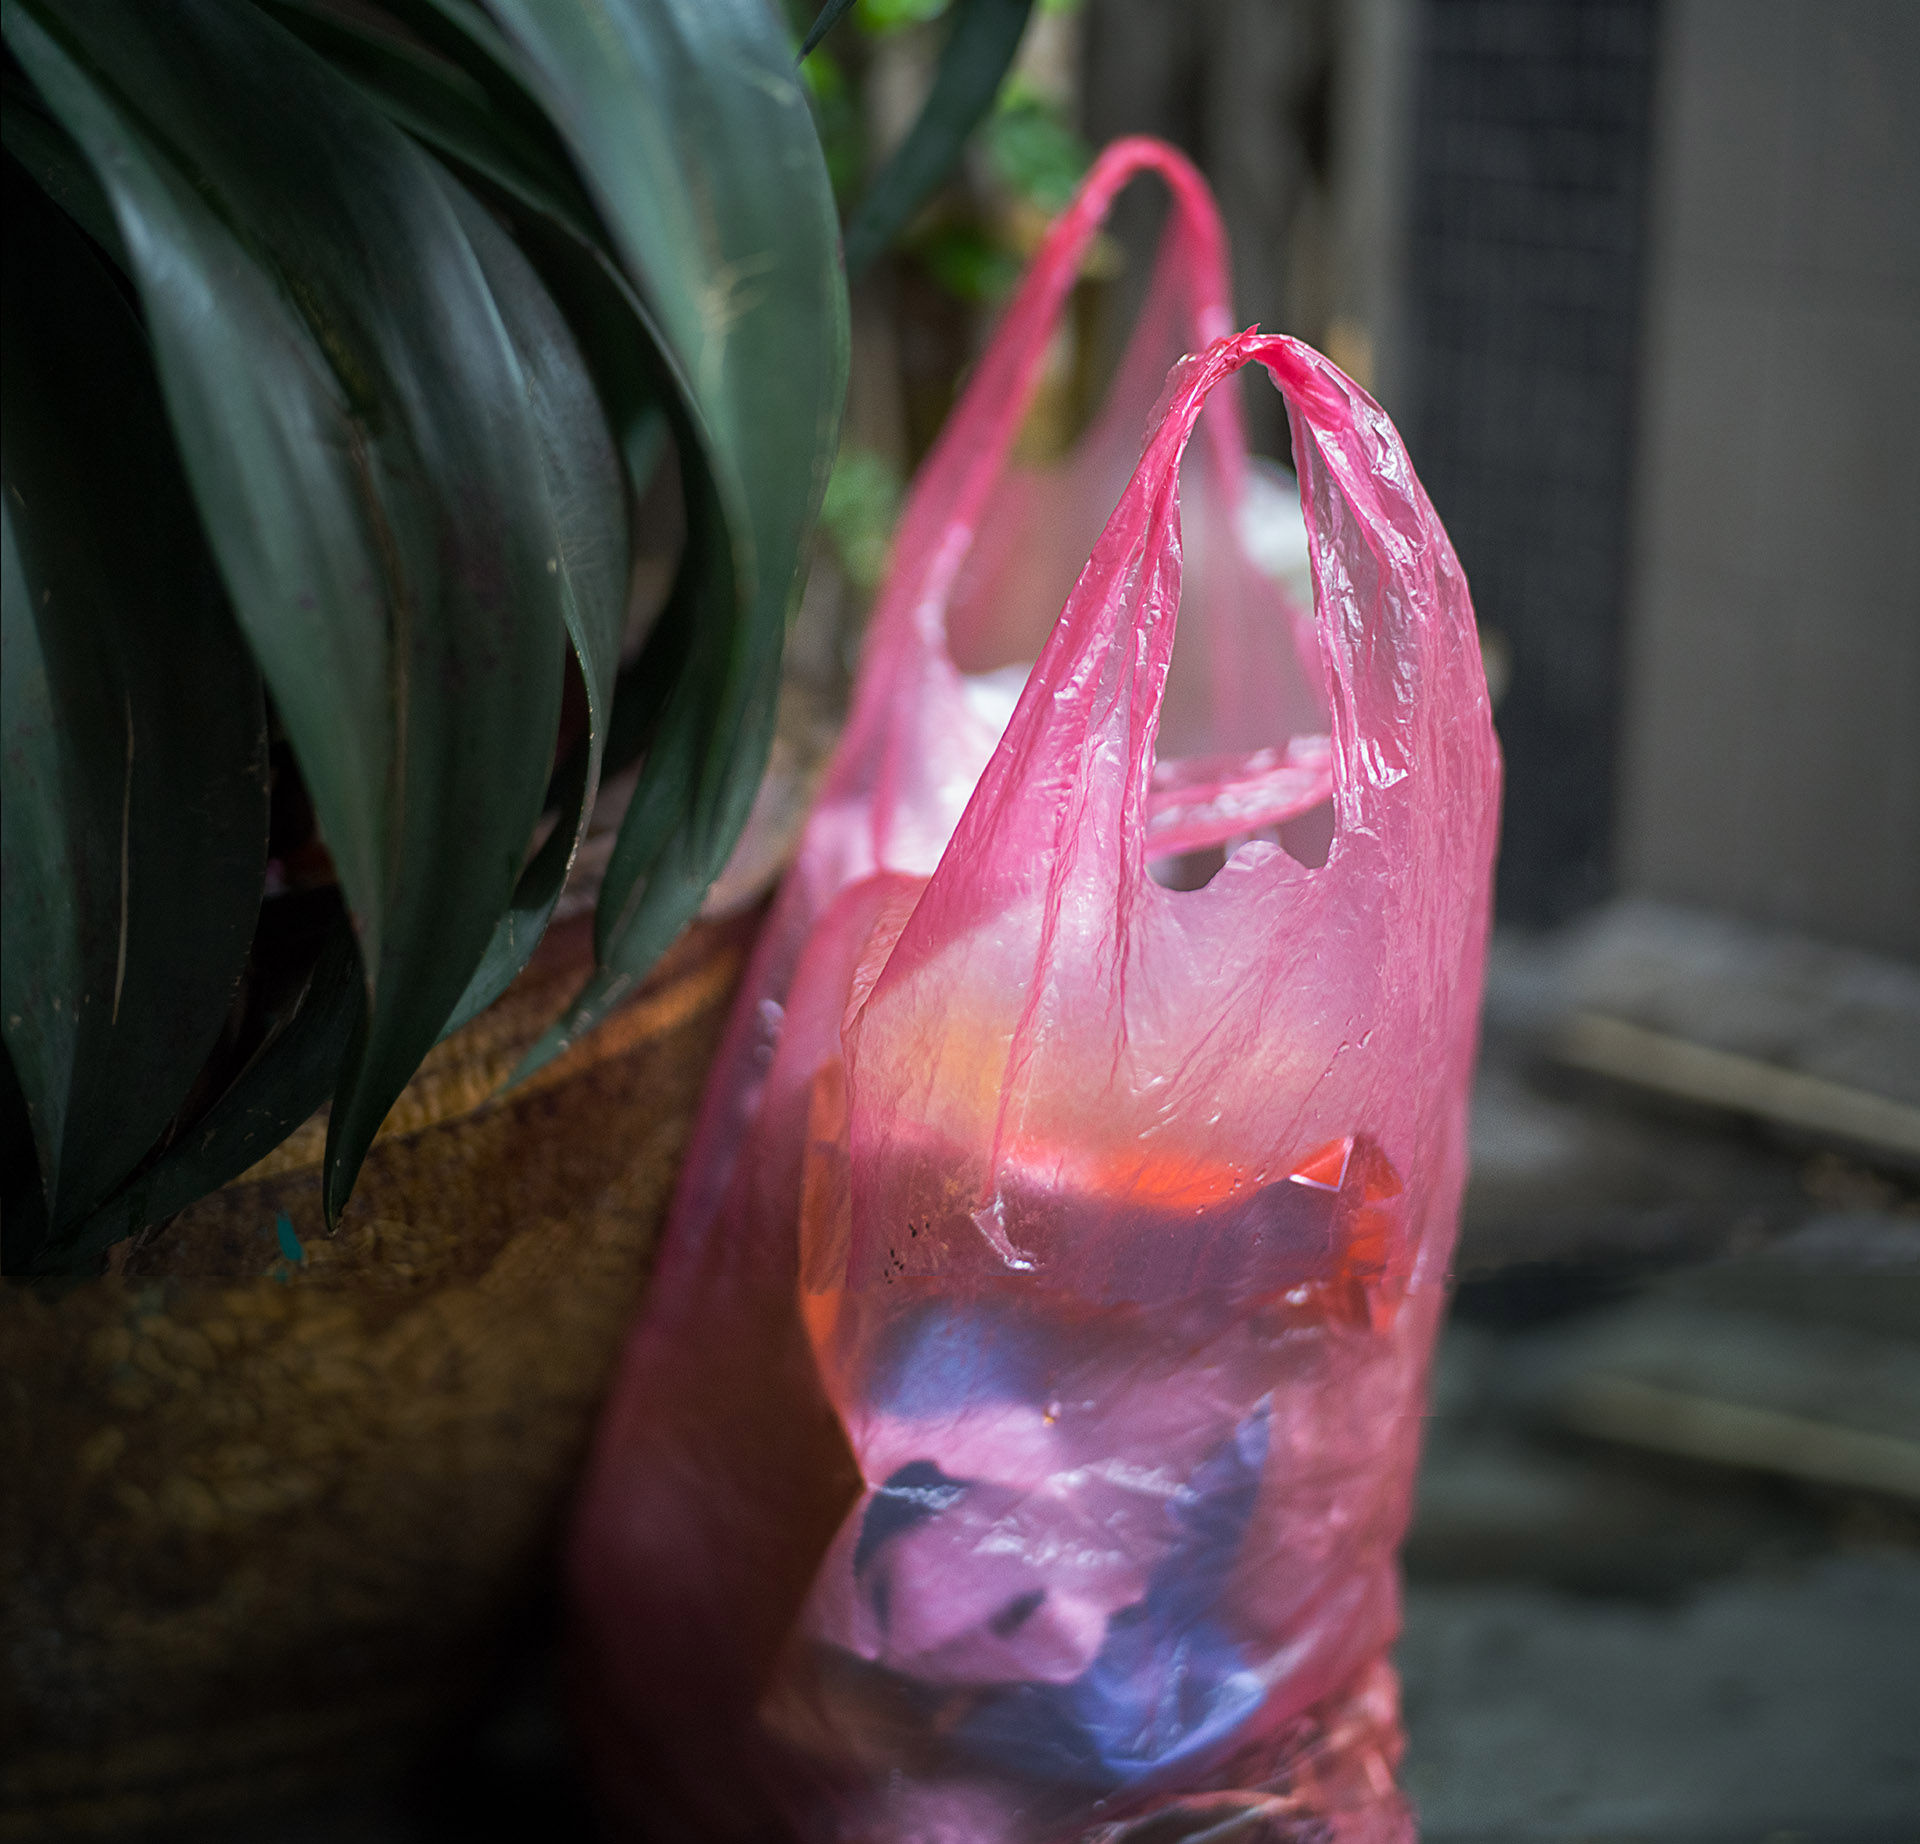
569, 141, 1500, 1843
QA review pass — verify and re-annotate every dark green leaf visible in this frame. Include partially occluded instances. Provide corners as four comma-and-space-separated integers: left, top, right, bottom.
0, 503, 90, 1255
263, 1, 677, 512
0, 72, 126, 266
261, 0, 603, 249
217, 5, 676, 1027
437, 178, 627, 1035
799, 0, 858, 60
479, 0, 848, 1070
0, 1032, 47, 1273
1, 164, 268, 1265
68, 906, 361, 1262
843, 0, 1034, 275
7, 0, 572, 1221
262, 0, 676, 567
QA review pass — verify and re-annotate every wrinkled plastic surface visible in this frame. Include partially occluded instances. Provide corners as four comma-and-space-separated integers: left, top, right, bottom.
569, 139, 1500, 1844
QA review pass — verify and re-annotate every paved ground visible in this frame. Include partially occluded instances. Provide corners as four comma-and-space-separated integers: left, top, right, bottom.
1397, 926, 1920, 1840
1403, 1554, 1920, 1839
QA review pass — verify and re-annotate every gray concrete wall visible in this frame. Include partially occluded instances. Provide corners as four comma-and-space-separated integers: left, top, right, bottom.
1616, 0, 1920, 959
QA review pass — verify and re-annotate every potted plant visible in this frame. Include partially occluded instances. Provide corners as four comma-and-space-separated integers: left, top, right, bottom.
0, 0, 1037, 1827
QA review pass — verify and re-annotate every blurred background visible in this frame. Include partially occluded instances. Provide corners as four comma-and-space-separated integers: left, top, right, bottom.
206, 0, 1920, 1836
818, 0, 1916, 951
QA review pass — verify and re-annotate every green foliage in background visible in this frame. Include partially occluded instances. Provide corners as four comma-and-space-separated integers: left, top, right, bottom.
984, 74, 1089, 213
819, 449, 907, 594
800, 0, 1068, 277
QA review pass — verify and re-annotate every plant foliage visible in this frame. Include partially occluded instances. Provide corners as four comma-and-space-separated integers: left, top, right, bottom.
0, 0, 849, 1272
800, 0, 1037, 276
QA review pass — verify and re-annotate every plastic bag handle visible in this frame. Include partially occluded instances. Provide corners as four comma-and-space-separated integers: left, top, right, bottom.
876, 136, 1239, 655
1132, 334, 1483, 862
922, 329, 1487, 923
1144, 334, 1483, 864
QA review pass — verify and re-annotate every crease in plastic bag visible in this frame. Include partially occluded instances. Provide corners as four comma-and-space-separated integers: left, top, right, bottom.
569, 139, 1499, 1844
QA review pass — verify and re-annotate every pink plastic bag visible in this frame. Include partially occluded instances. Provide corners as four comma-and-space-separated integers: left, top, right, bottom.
569, 140, 1499, 1843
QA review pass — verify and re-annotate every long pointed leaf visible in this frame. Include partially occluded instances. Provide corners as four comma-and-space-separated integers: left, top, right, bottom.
68, 908, 361, 1262
257, 1, 672, 505
0, 1034, 47, 1269
480, 0, 848, 1069
843, 0, 1034, 275
0, 75, 126, 266
0, 507, 90, 1247
7, 0, 575, 1222
277, 2, 756, 1015
798, 0, 858, 62
1, 166, 267, 1264
438, 176, 627, 1034
262, 0, 603, 249
163, 5, 676, 1033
